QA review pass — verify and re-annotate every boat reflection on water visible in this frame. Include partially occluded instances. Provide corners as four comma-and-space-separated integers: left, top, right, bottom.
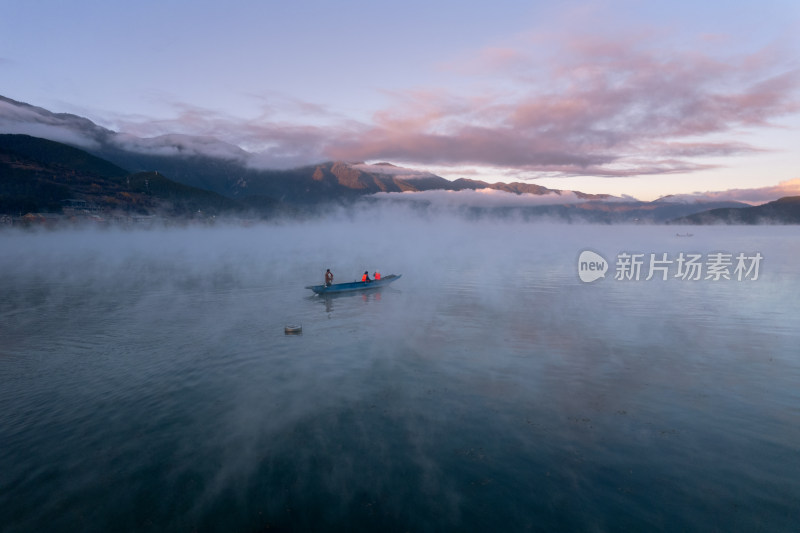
312, 287, 389, 312
362, 291, 381, 304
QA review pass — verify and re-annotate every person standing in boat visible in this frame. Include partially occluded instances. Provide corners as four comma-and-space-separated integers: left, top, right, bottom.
362, 271, 371, 283
325, 268, 334, 287
373, 271, 381, 281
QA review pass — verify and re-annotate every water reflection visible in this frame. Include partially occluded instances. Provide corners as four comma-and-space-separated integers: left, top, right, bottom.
309, 287, 397, 313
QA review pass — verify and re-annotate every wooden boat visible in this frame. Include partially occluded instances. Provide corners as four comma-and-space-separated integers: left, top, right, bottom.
306, 274, 402, 295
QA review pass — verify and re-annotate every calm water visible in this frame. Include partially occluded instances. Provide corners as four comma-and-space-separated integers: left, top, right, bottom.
1, 216, 799, 532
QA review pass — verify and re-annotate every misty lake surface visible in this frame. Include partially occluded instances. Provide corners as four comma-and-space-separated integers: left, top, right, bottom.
2, 212, 799, 532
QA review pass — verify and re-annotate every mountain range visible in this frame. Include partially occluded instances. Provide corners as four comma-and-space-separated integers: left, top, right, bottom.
670, 195, 800, 224
1, 95, 798, 224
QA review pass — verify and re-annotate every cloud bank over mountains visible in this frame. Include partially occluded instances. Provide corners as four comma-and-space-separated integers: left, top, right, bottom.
0, 94, 797, 207
0, 97, 107, 150
373, 189, 599, 208
0, 96, 257, 166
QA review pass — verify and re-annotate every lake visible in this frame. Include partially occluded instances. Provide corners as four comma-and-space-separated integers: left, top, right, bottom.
1, 213, 799, 532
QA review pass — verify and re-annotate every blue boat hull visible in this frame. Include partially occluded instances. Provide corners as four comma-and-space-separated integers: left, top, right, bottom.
306, 274, 401, 295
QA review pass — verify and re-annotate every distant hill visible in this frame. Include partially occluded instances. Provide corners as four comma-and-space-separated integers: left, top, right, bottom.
0, 134, 249, 216
121, 171, 257, 217
0, 133, 128, 178
670, 196, 800, 224
90, 151, 574, 205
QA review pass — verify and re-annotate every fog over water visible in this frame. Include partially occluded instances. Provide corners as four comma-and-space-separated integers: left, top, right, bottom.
1, 209, 799, 532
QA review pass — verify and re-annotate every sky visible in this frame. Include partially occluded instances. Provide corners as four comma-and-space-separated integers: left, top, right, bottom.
1, 0, 799, 201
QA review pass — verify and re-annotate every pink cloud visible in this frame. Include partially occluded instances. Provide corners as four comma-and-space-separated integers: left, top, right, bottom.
322, 32, 800, 178
648, 141, 765, 158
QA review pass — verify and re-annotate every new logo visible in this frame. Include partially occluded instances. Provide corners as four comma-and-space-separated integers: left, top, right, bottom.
578, 250, 608, 283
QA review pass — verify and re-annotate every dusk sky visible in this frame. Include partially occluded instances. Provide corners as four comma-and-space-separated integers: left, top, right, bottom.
2, 0, 799, 201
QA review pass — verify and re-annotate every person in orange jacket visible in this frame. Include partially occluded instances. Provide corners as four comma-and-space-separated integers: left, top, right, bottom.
373, 271, 381, 280
361, 271, 371, 282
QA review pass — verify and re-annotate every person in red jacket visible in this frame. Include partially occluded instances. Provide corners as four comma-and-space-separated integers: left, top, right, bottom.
361, 271, 371, 282
325, 268, 334, 287
373, 271, 381, 280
